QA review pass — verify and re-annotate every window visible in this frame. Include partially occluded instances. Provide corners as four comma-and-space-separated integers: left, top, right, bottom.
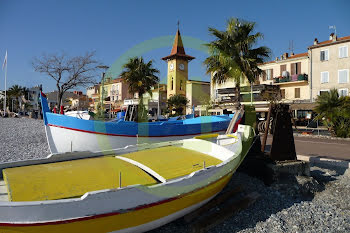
281, 89, 285, 99
291, 62, 301, 75
266, 69, 273, 80
339, 46, 348, 58
320, 50, 329, 61
338, 69, 349, 83
321, 71, 329, 83
295, 88, 300, 98
171, 77, 174, 90
338, 88, 349, 97
180, 80, 183, 90
280, 65, 286, 76
319, 89, 330, 96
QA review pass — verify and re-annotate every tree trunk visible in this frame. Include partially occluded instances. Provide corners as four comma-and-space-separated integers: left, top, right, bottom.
235, 83, 241, 109
58, 92, 64, 113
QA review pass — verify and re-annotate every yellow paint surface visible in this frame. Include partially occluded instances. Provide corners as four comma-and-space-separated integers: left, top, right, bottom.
3, 156, 157, 202
121, 146, 222, 180
0, 173, 233, 233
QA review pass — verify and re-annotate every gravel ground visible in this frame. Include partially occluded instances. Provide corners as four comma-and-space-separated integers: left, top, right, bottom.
1, 117, 349, 232
0, 117, 49, 162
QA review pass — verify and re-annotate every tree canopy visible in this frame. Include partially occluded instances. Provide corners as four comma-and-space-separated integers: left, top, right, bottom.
32, 51, 99, 110
204, 18, 270, 106
167, 94, 188, 116
120, 57, 159, 98
315, 89, 350, 138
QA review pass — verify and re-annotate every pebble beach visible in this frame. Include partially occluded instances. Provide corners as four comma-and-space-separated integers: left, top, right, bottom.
1, 117, 349, 233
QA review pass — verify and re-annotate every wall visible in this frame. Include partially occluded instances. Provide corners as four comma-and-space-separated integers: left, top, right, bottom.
310, 40, 350, 100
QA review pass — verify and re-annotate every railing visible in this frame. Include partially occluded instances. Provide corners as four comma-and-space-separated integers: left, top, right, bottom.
273, 73, 308, 83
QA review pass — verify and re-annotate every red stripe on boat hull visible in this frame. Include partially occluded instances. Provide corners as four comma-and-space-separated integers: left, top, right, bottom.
47, 124, 224, 138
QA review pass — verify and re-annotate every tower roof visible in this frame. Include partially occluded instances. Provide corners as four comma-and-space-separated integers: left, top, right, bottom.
162, 29, 195, 61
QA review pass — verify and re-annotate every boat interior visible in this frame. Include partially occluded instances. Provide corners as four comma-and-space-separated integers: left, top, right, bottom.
0, 140, 236, 203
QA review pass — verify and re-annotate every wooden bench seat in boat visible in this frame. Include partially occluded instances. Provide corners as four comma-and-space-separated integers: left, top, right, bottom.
119, 146, 222, 180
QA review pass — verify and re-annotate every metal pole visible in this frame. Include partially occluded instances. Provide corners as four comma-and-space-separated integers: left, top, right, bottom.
261, 104, 272, 153
12, 99, 14, 112
3, 60, 7, 115
157, 82, 160, 117
119, 171, 122, 188
250, 82, 253, 106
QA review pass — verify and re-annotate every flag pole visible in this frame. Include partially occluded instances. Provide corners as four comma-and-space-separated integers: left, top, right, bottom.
4, 62, 7, 115
3, 51, 7, 115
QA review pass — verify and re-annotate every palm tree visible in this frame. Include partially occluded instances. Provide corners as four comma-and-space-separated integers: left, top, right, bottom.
167, 94, 189, 116
120, 57, 159, 121
314, 89, 342, 121
8, 85, 24, 112
315, 89, 350, 137
121, 57, 160, 97
204, 18, 270, 107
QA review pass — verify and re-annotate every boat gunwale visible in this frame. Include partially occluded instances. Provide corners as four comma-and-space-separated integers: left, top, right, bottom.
0, 138, 240, 206
0, 171, 234, 227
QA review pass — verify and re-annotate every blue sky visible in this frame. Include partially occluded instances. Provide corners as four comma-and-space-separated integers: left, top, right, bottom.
0, 0, 349, 92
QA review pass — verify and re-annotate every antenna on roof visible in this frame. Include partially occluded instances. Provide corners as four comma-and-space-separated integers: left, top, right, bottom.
177, 20, 180, 30
288, 40, 294, 55
329, 25, 337, 36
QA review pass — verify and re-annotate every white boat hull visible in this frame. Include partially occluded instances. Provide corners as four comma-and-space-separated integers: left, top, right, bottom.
45, 124, 225, 154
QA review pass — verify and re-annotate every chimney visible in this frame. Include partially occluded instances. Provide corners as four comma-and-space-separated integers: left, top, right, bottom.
314, 38, 318, 45
330, 33, 337, 42
290, 52, 294, 56
282, 52, 289, 60
275, 57, 279, 61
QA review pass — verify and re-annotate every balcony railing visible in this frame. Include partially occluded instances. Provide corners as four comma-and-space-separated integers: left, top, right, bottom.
273, 73, 308, 84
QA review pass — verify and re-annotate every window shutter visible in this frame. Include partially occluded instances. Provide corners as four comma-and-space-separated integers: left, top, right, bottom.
297, 62, 301, 74
321, 72, 329, 83
263, 70, 266, 81
339, 70, 349, 83
281, 89, 285, 99
295, 88, 300, 98
280, 65, 286, 76
271, 69, 274, 79
291, 63, 295, 75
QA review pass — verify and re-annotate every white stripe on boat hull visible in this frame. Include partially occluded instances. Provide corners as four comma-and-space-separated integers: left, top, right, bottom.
45, 125, 225, 154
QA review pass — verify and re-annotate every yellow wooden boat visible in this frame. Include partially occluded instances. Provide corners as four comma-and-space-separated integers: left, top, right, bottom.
0, 124, 254, 233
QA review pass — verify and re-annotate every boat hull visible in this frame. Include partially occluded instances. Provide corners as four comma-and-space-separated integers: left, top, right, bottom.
0, 172, 233, 233
40, 93, 231, 154
45, 124, 226, 153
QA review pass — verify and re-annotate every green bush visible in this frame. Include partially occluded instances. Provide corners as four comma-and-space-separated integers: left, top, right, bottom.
315, 89, 350, 138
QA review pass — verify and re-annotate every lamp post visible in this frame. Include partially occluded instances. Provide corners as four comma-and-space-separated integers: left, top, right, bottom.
157, 82, 160, 117
97, 65, 109, 119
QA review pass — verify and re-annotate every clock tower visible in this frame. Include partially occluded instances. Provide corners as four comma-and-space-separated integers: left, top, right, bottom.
162, 28, 195, 99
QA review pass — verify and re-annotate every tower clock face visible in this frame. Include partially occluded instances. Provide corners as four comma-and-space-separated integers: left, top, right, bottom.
179, 63, 185, 70
169, 63, 174, 71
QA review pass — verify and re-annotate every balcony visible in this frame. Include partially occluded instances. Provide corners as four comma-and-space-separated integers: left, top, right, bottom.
273, 73, 308, 85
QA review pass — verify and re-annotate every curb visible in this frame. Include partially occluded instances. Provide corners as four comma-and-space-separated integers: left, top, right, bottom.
297, 154, 350, 168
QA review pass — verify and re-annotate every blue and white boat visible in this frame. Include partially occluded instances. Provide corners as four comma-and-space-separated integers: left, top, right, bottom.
40, 93, 233, 154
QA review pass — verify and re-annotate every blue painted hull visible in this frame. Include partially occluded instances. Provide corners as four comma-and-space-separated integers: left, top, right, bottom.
40, 94, 232, 153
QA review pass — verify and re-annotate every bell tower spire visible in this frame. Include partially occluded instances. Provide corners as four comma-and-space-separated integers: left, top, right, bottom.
162, 25, 195, 99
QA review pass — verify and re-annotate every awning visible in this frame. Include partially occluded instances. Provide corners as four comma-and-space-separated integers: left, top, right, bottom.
290, 103, 317, 110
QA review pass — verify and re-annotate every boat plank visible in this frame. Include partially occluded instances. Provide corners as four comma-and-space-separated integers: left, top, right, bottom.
120, 146, 222, 180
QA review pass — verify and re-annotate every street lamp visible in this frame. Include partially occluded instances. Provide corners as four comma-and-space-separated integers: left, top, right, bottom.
96, 65, 110, 119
